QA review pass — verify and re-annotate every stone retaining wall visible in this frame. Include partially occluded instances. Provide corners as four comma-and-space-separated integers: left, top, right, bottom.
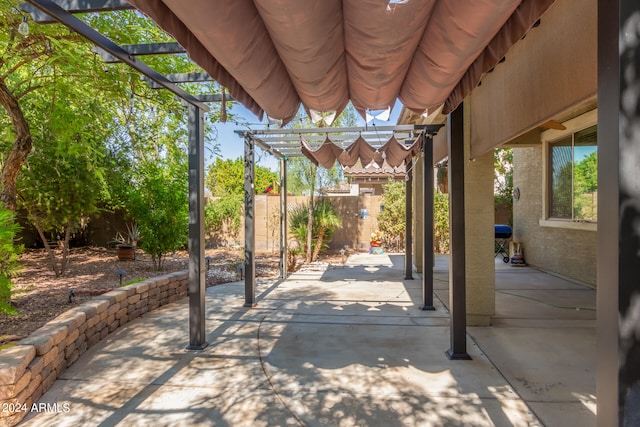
0, 271, 188, 427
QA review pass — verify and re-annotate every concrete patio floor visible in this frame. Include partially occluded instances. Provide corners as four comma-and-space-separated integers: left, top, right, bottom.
21, 253, 596, 426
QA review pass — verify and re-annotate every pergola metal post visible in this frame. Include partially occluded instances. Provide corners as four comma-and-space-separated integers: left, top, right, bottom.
186, 104, 207, 350
597, 0, 625, 424
404, 158, 413, 280
420, 138, 435, 310
446, 104, 470, 360
280, 158, 288, 279
244, 133, 256, 307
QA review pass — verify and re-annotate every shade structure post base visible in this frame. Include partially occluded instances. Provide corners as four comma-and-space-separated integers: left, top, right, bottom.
446, 349, 472, 360
185, 342, 209, 351
419, 305, 436, 311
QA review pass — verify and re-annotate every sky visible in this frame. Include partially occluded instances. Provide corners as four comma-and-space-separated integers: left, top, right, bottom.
208, 100, 404, 171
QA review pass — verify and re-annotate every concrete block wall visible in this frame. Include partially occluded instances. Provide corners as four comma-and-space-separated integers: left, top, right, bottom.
0, 271, 188, 427
222, 195, 385, 254
464, 104, 496, 326
513, 146, 596, 285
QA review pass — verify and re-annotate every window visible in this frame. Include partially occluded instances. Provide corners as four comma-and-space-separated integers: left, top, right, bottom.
548, 125, 597, 222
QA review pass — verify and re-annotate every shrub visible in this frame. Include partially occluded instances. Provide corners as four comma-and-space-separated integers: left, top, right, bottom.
0, 209, 22, 315
434, 192, 450, 254
204, 194, 242, 246
288, 198, 341, 262
127, 163, 188, 269
378, 181, 406, 252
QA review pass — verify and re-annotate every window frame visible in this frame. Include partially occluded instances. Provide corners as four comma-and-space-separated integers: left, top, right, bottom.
540, 109, 598, 232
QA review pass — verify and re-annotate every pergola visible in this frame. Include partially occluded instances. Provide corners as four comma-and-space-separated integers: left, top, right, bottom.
17, 0, 557, 361
18, 0, 639, 423
235, 124, 442, 313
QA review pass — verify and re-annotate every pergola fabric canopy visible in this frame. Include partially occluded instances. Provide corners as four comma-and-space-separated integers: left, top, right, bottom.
125, 0, 556, 123
301, 134, 422, 169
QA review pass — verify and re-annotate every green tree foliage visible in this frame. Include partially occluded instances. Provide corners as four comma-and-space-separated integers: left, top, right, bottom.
204, 157, 276, 244
205, 157, 277, 196
0, 208, 21, 315
494, 147, 513, 198
285, 104, 356, 262
288, 198, 341, 262
204, 194, 242, 246
18, 142, 105, 276
311, 198, 342, 261
286, 157, 343, 196
288, 204, 309, 255
377, 180, 406, 251
0, 1, 138, 210
127, 161, 189, 270
377, 180, 450, 253
434, 193, 450, 254
494, 148, 513, 226
574, 151, 598, 193
572, 150, 598, 221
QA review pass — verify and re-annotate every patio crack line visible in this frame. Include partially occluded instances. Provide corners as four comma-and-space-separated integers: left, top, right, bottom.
256, 297, 307, 427
496, 290, 596, 311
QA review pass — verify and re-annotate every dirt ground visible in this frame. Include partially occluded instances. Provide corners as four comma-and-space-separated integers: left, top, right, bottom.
1, 247, 344, 346
0, 247, 272, 344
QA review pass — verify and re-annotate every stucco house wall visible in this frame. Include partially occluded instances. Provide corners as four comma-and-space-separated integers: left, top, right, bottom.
464, 0, 598, 286
512, 146, 597, 286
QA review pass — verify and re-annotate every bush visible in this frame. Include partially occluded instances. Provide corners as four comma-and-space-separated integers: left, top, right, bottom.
0, 209, 22, 315
204, 194, 242, 246
378, 181, 406, 251
434, 193, 450, 254
288, 198, 341, 262
127, 163, 188, 269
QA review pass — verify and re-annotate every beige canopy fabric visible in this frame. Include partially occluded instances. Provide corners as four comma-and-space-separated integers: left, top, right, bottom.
300, 134, 422, 170
378, 135, 423, 168
126, 0, 556, 123
300, 137, 349, 169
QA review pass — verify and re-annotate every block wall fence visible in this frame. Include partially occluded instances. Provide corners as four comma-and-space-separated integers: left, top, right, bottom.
0, 271, 188, 427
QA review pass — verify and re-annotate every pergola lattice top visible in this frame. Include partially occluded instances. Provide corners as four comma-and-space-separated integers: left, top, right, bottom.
237, 124, 443, 171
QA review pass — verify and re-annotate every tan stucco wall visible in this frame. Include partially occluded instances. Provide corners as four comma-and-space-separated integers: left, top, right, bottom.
512, 147, 597, 285
229, 195, 385, 254
463, 104, 496, 326
468, 0, 597, 156
463, 0, 598, 287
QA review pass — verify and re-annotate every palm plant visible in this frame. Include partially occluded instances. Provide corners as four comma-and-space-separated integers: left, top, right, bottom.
311, 198, 341, 261
288, 199, 341, 262
288, 204, 310, 255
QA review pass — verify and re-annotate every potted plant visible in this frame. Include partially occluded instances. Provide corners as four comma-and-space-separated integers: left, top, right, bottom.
126, 223, 141, 249
114, 224, 140, 261
369, 230, 384, 254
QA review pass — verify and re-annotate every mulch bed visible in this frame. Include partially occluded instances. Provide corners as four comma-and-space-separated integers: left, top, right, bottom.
0, 247, 281, 344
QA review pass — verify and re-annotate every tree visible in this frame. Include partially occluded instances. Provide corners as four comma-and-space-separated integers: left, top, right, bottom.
0, 1, 136, 211
434, 193, 450, 253
284, 104, 357, 262
574, 151, 598, 194
0, 207, 21, 315
377, 180, 406, 251
494, 148, 513, 201
204, 157, 276, 244
206, 157, 277, 196
204, 193, 243, 246
127, 161, 189, 270
18, 143, 105, 276
311, 198, 341, 261
288, 198, 341, 262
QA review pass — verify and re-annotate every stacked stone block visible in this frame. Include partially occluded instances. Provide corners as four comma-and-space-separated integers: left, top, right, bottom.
0, 271, 188, 426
